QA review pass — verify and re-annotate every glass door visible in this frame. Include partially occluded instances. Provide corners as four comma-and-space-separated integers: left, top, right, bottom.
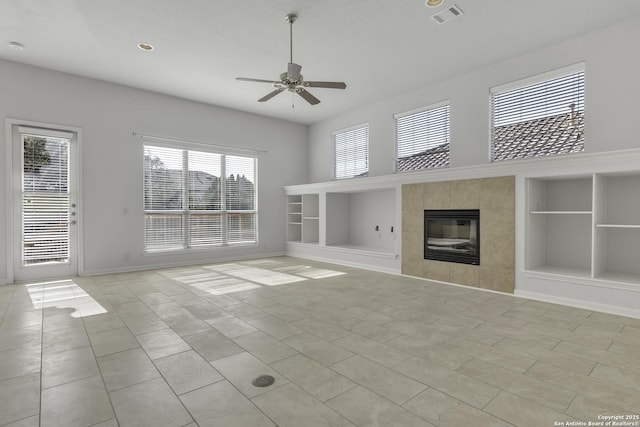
12, 125, 78, 282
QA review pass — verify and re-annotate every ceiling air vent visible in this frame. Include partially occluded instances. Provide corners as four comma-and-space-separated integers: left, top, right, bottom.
431, 4, 464, 24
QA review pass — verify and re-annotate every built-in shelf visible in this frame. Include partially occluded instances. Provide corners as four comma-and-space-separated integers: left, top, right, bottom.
527, 172, 640, 286
285, 185, 398, 270
530, 211, 592, 215
524, 265, 592, 279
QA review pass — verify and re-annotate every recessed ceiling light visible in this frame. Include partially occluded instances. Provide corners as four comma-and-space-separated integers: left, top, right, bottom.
9, 41, 25, 51
425, 0, 443, 7
137, 43, 154, 51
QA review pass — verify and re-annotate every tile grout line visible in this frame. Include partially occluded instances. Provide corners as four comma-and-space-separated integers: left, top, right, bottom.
80, 290, 124, 426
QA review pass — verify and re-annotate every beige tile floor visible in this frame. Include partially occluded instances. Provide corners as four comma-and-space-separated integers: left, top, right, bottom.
1, 256, 639, 427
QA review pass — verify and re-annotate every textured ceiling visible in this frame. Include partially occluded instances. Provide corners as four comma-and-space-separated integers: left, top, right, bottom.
2, 0, 640, 124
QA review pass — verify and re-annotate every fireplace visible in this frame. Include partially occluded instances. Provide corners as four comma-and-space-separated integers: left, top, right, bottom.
424, 209, 480, 265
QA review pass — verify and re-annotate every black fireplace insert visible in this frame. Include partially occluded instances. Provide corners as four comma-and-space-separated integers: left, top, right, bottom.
424, 209, 480, 265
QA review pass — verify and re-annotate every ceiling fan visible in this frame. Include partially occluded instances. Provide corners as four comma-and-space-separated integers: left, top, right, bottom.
236, 13, 347, 105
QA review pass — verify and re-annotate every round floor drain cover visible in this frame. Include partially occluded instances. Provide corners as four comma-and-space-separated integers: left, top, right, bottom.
252, 374, 275, 387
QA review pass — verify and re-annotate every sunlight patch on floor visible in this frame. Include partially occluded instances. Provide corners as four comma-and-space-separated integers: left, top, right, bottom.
275, 265, 347, 279
204, 264, 307, 286
26, 279, 108, 317
173, 272, 262, 295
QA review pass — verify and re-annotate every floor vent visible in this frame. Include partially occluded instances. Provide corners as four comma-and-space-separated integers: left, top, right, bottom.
252, 375, 275, 387
432, 4, 464, 24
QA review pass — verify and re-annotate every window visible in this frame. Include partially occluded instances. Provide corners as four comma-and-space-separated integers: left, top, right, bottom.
143, 145, 257, 252
491, 65, 585, 162
395, 102, 450, 172
333, 124, 369, 179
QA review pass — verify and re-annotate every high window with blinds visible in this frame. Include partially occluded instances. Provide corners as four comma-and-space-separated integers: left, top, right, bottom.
333, 124, 369, 179
491, 65, 585, 162
395, 102, 450, 172
143, 145, 257, 252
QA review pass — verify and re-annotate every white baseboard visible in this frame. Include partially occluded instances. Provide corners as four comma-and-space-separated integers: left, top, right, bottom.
515, 289, 640, 320
81, 251, 286, 277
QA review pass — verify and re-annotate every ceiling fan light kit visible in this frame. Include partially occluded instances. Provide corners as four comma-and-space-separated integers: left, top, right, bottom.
236, 13, 347, 106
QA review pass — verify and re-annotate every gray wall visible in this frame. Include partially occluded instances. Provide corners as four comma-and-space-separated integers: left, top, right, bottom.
0, 59, 308, 282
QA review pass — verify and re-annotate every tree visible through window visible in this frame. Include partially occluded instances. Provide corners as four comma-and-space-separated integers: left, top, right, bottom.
143, 145, 257, 251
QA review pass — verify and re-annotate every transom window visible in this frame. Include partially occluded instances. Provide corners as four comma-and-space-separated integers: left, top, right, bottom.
333, 124, 369, 179
143, 145, 257, 252
395, 102, 450, 172
490, 64, 585, 162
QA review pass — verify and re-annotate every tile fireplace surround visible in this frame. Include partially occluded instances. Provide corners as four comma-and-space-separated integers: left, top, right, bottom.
402, 176, 515, 293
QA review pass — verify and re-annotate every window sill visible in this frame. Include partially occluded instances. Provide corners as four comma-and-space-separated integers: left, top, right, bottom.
143, 242, 261, 257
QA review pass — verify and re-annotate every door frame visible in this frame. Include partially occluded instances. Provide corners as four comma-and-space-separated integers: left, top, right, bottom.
5, 118, 84, 284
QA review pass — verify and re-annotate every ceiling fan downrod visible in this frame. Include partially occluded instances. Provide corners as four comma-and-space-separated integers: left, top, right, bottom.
286, 14, 297, 65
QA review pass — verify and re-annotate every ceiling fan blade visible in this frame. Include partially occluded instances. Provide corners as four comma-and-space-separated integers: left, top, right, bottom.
287, 63, 302, 81
297, 88, 321, 105
258, 88, 285, 102
304, 81, 347, 89
236, 77, 278, 84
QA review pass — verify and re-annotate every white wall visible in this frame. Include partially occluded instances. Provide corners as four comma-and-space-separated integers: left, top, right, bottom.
348, 190, 396, 250
308, 17, 640, 182
1, 59, 308, 283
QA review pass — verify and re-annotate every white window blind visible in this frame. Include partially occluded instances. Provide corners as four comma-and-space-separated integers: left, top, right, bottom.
143, 145, 257, 252
189, 150, 222, 247
225, 155, 256, 244
22, 133, 70, 265
395, 103, 450, 172
491, 67, 585, 162
334, 125, 369, 179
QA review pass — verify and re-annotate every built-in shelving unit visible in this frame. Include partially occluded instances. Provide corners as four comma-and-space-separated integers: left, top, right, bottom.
593, 173, 640, 282
286, 195, 302, 242
527, 176, 593, 277
284, 184, 399, 273
302, 194, 320, 244
526, 173, 640, 284
286, 194, 320, 244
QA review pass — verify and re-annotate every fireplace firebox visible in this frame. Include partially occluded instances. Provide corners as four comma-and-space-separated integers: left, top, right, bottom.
424, 209, 480, 265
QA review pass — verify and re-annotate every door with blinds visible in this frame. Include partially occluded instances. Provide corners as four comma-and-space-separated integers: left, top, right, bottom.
12, 125, 78, 282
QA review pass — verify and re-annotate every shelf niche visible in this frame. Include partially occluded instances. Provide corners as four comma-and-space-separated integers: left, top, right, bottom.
527, 172, 640, 284
326, 189, 396, 254
286, 194, 319, 244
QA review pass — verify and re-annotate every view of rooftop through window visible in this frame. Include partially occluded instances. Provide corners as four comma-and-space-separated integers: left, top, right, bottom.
491, 67, 585, 162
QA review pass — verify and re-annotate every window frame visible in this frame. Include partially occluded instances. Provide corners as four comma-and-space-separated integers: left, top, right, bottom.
143, 143, 258, 253
394, 100, 450, 173
332, 123, 369, 180
489, 63, 586, 163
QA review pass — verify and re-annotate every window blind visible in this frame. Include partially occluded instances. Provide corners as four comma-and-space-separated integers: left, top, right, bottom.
225, 155, 256, 244
491, 68, 585, 162
143, 146, 185, 250
395, 103, 450, 171
188, 150, 222, 247
22, 133, 70, 265
143, 145, 257, 251
334, 125, 369, 179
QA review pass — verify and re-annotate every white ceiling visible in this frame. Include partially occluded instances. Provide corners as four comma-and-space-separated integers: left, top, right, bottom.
2, 0, 640, 125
